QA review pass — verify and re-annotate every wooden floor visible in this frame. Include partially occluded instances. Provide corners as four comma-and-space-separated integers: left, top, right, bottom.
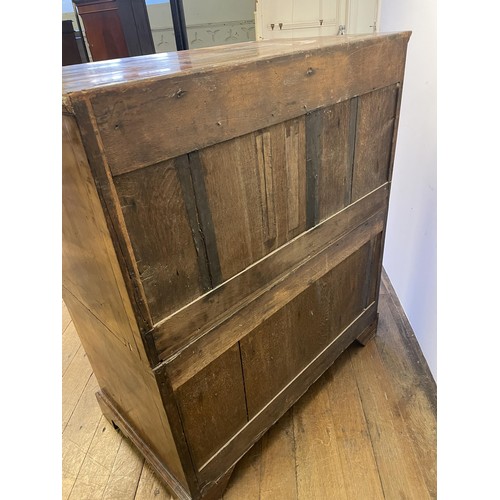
62, 270, 436, 499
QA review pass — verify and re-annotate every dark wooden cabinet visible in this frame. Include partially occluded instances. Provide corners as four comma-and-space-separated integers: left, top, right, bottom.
62, 32, 410, 499
74, 0, 129, 61
74, 0, 155, 62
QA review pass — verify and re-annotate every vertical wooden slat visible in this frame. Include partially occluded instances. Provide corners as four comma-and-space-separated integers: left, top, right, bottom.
347, 96, 359, 206
175, 345, 248, 470
199, 133, 259, 280
352, 85, 399, 201
175, 154, 213, 293
285, 120, 301, 233
256, 131, 276, 241
113, 159, 204, 322
240, 241, 373, 417
305, 111, 321, 228
199, 120, 307, 282
187, 151, 223, 287
316, 100, 353, 221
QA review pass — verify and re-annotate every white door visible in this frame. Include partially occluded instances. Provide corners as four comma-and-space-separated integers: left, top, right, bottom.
347, 0, 379, 34
255, 0, 346, 39
255, 0, 379, 40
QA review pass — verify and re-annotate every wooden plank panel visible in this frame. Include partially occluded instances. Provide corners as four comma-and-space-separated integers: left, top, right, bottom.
240, 241, 371, 417
306, 100, 353, 226
349, 333, 432, 498
305, 110, 321, 228
256, 130, 276, 241
113, 159, 205, 322
199, 132, 264, 281
175, 344, 248, 470
63, 290, 189, 490
352, 84, 399, 201
168, 208, 384, 388
62, 113, 145, 359
199, 118, 307, 282
367, 232, 383, 306
276, 118, 307, 244
197, 305, 377, 484
166, 210, 384, 390
285, 120, 304, 233
294, 349, 385, 500
317, 99, 353, 220
376, 293, 437, 497
76, 33, 410, 175
155, 184, 389, 360
187, 151, 223, 287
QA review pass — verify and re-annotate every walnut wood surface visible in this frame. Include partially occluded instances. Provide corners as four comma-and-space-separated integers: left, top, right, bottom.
62, 112, 189, 489
62, 272, 436, 499
63, 32, 410, 175
62, 33, 411, 499
155, 184, 389, 361
113, 159, 206, 322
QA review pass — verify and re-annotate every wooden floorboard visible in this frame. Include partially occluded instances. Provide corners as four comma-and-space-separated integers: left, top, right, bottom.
62, 269, 436, 499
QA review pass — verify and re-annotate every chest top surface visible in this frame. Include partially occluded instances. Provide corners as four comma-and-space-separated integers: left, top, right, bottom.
62, 32, 410, 97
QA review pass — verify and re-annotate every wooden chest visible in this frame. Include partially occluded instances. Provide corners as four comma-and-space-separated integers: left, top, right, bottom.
62, 32, 410, 500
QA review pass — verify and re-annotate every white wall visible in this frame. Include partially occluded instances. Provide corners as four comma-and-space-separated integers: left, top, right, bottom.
379, 0, 436, 379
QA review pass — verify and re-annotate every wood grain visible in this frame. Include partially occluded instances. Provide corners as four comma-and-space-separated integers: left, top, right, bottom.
66, 33, 410, 175
62, 322, 83, 376
97, 390, 192, 500
62, 113, 146, 361
113, 159, 205, 322
240, 241, 372, 417
63, 291, 189, 491
62, 299, 72, 333
306, 99, 353, 226
258, 410, 297, 500
165, 210, 385, 390
294, 350, 384, 500
175, 344, 248, 470
349, 328, 432, 498
67, 98, 154, 338
62, 33, 413, 499
155, 184, 389, 360
135, 461, 176, 500
199, 118, 307, 282
197, 304, 377, 484
61, 271, 435, 499
62, 374, 102, 499
68, 415, 123, 499
376, 289, 437, 496
352, 84, 399, 201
